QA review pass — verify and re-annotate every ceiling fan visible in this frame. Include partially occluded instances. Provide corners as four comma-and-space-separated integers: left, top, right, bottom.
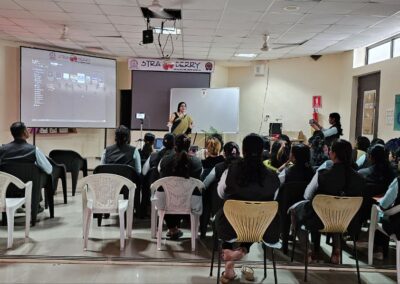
260, 34, 307, 52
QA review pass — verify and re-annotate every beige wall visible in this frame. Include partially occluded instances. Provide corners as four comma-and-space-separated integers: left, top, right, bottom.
226, 53, 353, 143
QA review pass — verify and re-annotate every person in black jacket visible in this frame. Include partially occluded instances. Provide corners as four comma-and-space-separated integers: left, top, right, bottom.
101, 125, 141, 174
215, 134, 280, 281
158, 134, 202, 239
294, 139, 365, 264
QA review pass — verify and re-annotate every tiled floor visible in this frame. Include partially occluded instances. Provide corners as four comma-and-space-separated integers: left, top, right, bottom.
0, 173, 398, 283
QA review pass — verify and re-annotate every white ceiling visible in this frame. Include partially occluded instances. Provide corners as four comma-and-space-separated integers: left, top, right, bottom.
0, 0, 400, 61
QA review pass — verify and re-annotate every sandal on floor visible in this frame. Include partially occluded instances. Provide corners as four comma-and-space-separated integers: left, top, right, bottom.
241, 265, 254, 281
220, 271, 237, 284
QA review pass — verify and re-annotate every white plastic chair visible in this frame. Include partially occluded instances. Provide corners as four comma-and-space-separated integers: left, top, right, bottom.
0, 171, 32, 248
150, 176, 204, 251
79, 174, 136, 251
368, 203, 400, 282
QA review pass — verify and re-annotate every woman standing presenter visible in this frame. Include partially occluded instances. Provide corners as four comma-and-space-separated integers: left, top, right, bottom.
168, 102, 193, 135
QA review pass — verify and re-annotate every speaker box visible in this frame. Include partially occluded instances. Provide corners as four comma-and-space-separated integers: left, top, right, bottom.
269, 123, 282, 136
120, 90, 132, 128
142, 29, 153, 44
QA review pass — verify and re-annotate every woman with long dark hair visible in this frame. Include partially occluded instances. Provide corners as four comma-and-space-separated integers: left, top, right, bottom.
278, 143, 314, 185
294, 139, 365, 264
358, 144, 396, 190
309, 130, 329, 169
310, 112, 343, 146
158, 134, 202, 239
215, 134, 280, 282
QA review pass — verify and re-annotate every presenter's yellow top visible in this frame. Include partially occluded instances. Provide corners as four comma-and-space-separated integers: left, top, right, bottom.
171, 112, 193, 135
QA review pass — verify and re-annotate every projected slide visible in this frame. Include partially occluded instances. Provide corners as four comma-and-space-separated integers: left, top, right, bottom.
21, 47, 116, 128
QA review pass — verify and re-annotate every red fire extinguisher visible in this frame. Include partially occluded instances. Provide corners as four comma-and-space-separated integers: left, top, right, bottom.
312, 108, 319, 123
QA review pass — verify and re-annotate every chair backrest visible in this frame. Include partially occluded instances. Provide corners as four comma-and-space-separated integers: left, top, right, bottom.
0, 171, 27, 210
150, 176, 204, 213
276, 181, 309, 213
49, 150, 84, 171
93, 164, 139, 185
78, 174, 135, 211
312, 194, 363, 233
0, 162, 45, 190
223, 200, 278, 243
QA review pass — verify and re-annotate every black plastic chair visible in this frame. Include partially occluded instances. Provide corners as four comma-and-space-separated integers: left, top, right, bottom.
49, 150, 88, 196
47, 157, 67, 204
276, 181, 308, 254
93, 164, 140, 226
0, 162, 54, 226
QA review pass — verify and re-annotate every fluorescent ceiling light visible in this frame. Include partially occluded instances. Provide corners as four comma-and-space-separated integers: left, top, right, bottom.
234, 53, 257, 58
154, 27, 181, 35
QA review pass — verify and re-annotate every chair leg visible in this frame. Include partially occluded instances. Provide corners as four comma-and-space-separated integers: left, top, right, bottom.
71, 171, 79, 196
217, 241, 222, 284
396, 241, 400, 284
210, 224, 217, 277
61, 174, 67, 204
190, 214, 196, 252
6, 207, 15, 249
353, 238, 361, 284
157, 211, 165, 250
340, 234, 344, 265
119, 209, 125, 250
83, 208, 91, 250
304, 230, 309, 282
263, 243, 267, 279
25, 202, 31, 238
291, 229, 297, 262
272, 248, 278, 284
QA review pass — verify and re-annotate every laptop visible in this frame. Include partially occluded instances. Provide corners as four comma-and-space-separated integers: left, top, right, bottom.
154, 138, 164, 151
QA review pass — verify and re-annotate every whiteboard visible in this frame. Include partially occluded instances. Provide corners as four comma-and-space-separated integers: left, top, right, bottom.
170, 87, 240, 133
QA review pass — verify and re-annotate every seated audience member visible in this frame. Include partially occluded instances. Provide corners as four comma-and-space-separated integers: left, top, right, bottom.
278, 144, 314, 186
262, 136, 271, 161
216, 134, 280, 282
263, 141, 283, 173
371, 138, 385, 147
0, 122, 52, 175
159, 134, 202, 179
139, 132, 155, 165
200, 142, 240, 238
354, 136, 371, 169
203, 142, 241, 190
140, 133, 175, 218
200, 137, 224, 181
101, 125, 141, 174
142, 133, 175, 176
358, 144, 396, 191
0, 122, 52, 213
389, 147, 400, 172
196, 133, 224, 161
386, 138, 400, 172
293, 139, 365, 264
374, 177, 400, 259
158, 134, 202, 239
308, 130, 329, 169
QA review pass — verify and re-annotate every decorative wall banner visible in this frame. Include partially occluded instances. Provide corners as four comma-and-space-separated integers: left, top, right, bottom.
128, 58, 214, 73
362, 90, 376, 136
394, 94, 400, 131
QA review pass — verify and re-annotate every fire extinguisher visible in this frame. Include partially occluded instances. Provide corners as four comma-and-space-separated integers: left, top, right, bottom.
312, 108, 319, 123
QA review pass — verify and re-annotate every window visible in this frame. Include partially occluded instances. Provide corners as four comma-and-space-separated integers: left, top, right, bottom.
367, 41, 391, 64
394, 38, 400, 58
